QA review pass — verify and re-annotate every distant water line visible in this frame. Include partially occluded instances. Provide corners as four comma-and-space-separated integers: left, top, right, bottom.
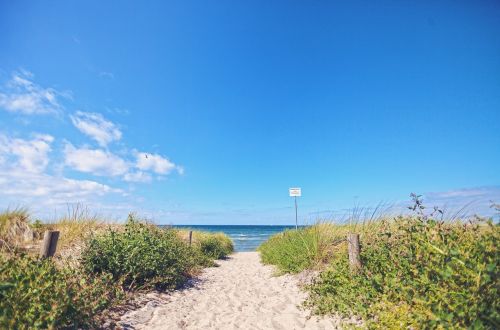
160, 225, 297, 252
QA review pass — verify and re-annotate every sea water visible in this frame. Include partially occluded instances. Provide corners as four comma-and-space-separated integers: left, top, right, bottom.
168, 225, 296, 252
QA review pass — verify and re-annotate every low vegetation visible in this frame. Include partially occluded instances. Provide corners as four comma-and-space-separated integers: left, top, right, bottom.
0, 254, 122, 329
259, 223, 347, 273
81, 215, 198, 291
192, 231, 234, 260
0, 209, 234, 328
259, 196, 500, 329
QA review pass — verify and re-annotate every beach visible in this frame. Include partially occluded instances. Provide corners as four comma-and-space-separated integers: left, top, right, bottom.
119, 252, 342, 329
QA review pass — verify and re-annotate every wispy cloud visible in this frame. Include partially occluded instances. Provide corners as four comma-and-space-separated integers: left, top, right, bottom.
70, 111, 122, 147
424, 186, 500, 217
123, 171, 153, 183
0, 70, 66, 115
63, 143, 129, 176
0, 133, 54, 173
63, 143, 182, 182
135, 151, 183, 175
98, 71, 114, 79
0, 170, 121, 199
0, 70, 184, 218
0, 133, 124, 212
105, 106, 130, 115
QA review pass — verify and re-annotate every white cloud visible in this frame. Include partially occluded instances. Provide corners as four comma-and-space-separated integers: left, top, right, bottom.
0, 134, 54, 173
70, 111, 122, 147
424, 186, 500, 217
0, 133, 124, 214
0, 168, 126, 218
0, 169, 120, 199
123, 171, 153, 183
0, 70, 64, 115
64, 145, 184, 181
135, 152, 181, 175
99, 71, 114, 79
64, 143, 129, 176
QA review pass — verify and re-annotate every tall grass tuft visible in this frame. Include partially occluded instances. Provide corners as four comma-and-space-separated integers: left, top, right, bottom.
191, 231, 234, 260
258, 224, 342, 274
0, 208, 31, 251
46, 204, 110, 250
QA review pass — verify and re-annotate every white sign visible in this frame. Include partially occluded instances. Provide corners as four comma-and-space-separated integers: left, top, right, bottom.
289, 187, 301, 197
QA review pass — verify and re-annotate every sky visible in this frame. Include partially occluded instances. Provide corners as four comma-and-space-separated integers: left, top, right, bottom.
0, 0, 499, 224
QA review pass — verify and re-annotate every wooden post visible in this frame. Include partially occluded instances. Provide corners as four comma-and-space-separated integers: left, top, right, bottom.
347, 233, 361, 272
40, 230, 59, 258
188, 230, 193, 246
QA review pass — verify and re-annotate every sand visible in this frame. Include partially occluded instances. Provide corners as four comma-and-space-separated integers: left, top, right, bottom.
118, 252, 342, 330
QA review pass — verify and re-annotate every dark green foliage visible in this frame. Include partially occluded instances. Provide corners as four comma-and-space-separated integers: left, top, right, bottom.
307, 216, 500, 329
0, 254, 122, 329
80, 215, 197, 291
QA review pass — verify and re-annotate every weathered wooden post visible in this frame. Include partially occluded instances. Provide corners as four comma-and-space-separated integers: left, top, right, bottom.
347, 233, 361, 272
188, 230, 193, 246
40, 230, 59, 258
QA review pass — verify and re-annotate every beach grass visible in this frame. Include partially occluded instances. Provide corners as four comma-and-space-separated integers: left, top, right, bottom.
185, 230, 234, 260
0, 207, 31, 251
258, 198, 500, 328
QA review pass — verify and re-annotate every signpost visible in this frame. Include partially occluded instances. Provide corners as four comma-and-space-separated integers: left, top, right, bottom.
289, 187, 301, 229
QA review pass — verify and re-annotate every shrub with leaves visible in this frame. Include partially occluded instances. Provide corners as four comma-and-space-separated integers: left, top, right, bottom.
0, 254, 122, 329
306, 198, 500, 328
81, 215, 197, 290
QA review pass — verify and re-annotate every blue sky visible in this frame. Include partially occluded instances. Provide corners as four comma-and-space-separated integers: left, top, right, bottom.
0, 1, 499, 224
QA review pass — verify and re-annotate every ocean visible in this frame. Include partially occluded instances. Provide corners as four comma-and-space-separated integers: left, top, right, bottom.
169, 225, 297, 252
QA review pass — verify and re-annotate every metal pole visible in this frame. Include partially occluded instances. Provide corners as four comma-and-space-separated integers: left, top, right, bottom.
295, 196, 298, 230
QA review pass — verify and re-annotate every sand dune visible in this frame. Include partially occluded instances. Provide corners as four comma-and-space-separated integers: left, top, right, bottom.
119, 252, 342, 329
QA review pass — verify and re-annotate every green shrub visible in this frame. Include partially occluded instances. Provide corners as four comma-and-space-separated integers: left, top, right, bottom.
307, 216, 500, 329
259, 196, 499, 328
195, 232, 234, 260
0, 254, 122, 329
80, 215, 197, 291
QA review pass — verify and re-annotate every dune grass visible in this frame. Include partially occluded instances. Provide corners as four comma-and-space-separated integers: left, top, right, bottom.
0, 208, 31, 251
258, 198, 500, 328
259, 224, 341, 273
181, 230, 234, 260
43, 205, 113, 251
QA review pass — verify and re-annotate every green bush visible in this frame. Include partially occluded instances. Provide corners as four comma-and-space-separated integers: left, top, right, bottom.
307, 216, 500, 329
195, 232, 234, 260
80, 215, 198, 291
259, 196, 500, 328
0, 254, 122, 329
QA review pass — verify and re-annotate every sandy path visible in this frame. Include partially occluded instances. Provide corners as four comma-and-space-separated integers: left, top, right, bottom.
119, 252, 341, 330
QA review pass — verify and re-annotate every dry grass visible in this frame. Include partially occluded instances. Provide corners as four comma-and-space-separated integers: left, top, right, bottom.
1, 205, 119, 264
41, 205, 120, 265
0, 207, 33, 252
46, 206, 110, 248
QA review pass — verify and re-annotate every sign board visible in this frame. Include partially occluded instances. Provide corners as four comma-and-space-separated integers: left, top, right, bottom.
289, 187, 301, 197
